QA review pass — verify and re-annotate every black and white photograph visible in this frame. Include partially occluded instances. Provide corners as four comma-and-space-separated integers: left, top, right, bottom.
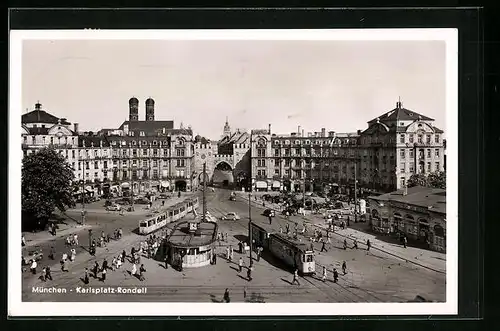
9, 29, 458, 316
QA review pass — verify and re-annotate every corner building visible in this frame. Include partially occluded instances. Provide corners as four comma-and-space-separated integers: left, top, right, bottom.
250, 101, 445, 193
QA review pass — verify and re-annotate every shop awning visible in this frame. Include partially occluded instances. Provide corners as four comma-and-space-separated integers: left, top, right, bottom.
255, 181, 268, 189
272, 181, 281, 188
121, 182, 130, 189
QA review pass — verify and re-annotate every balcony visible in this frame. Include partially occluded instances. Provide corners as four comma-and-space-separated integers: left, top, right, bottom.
255, 175, 268, 180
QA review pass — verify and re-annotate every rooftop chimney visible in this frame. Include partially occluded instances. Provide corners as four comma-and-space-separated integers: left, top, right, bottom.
321, 128, 326, 137
298, 126, 301, 136
268, 124, 271, 134
357, 129, 362, 135
35, 102, 41, 111
302, 129, 304, 137
73, 123, 79, 133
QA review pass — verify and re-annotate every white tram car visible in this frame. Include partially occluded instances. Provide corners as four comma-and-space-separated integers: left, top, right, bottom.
251, 222, 316, 275
138, 197, 199, 235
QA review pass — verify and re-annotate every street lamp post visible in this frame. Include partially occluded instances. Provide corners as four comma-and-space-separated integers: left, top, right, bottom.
80, 179, 86, 225
354, 162, 358, 223
248, 190, 253, 268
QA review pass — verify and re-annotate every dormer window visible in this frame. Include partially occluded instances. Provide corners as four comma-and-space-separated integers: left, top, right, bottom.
153, 140, 157, 145
132, 140, 137, 145
143, 140, 147, 146
295, 140, 299, 145
306, 140, 310, 144
140, 131, 145, 136
285, 140, 290, 145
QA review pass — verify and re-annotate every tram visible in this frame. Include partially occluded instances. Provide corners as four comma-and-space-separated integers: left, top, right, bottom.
138, 197, 199, 235
250, 222, 316, 275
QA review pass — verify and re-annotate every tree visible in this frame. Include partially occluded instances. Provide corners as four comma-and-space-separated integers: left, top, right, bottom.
407, 171, 446, 189
22, 148, 75, 231
428, 171, 446, 189
407, 173, 428, 188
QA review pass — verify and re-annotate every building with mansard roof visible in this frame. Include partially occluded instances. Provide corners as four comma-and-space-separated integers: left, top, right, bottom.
249, 100, 445, 193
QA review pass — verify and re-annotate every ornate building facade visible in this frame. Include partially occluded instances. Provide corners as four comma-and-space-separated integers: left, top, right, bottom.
250, 101, 445, 192
21, 99, 195, 195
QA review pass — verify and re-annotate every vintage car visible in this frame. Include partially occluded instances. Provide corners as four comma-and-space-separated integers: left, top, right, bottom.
220, 212, 241, 221
106, 203, 121, 211
263, 209, 275, 217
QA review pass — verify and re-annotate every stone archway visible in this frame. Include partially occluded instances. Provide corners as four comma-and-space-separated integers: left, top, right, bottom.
212, 161, 234, 188
175, 180, 187, 192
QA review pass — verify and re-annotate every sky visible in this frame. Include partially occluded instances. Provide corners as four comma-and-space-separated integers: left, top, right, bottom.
22, 39, 446, 139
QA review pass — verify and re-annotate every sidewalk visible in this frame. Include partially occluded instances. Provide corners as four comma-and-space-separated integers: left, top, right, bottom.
23, 223, 92, 249
23, 193, 195, 249
235, 191, 446, 274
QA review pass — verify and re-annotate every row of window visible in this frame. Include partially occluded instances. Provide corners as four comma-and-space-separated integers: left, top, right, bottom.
71, 158, 187, 170
399, 133, 440, 144
77, 168, 188, 179
400, 149, 441, 159
23, 135, 78, 145
399, 162, 440, 173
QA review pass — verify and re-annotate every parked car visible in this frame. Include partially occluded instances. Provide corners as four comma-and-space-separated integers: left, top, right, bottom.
263, 209, 275, 217
106, 203, 121, 211
104, 200, 113, 207
220, 212, 240, 221
229, 195, 236, 201
159, 193, 170, 199
134, 197, 150, 204
281, 208, 297, 216
22, 248, 43, 266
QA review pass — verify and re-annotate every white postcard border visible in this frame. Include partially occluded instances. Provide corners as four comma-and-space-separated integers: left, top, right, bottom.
9, 28, 458, 317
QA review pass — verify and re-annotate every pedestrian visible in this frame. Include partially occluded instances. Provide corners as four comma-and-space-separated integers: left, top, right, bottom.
70, 248, 76, 262
353, 239, 358, 249
292, 269, 300, 285
45, 266, 52, 281
230, 246, 234, 260
83, 268, 89, 284
326, 231, 331, 244
88, 229, 93, 247
131, 263, 137, 277
73, 233, 79, 246
213, 252, 217, 265
257, 246, 262, 261
238, 241, 243, 254
21, 234, 26, 247
280, 226, 283, 234
286, 224, 290, 234
40, 267, 46, 281
93, 261, 99, 278
243, 287, 247, 299
49, 247, 55, 260
139, 264, 146, 281
65, 236, 71, 247
116, 257, 122, 269
164, 255, 169, 269
62, 259, 69, 272
111, 257, 117, 270
238, 257, 243, 272
342, 261, 347, 275
321, 266, 327, 282
333, 268, 339, 283
320, 241, 327, 252
403, 236, 407, 248
131, 247, 136, 259
268, 215, 272, 225
101, 267, 107, 282
102, 259, 108, 271
247, 267, 252, 281
366, 239, 371, 251
343, 239, 347, 250
223, 288, 230, 303
162, 200, 165, 207
122, 250, 126, 262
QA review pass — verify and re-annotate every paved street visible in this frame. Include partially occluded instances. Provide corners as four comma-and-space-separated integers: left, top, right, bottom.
22, 188, 445, 303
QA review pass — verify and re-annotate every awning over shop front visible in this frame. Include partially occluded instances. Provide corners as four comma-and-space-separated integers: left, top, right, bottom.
121, 182, 130, 189
85, 185, 93, 191
255, 181, 268, 189
272, 181, 281, 188
161, 181, 170, 188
